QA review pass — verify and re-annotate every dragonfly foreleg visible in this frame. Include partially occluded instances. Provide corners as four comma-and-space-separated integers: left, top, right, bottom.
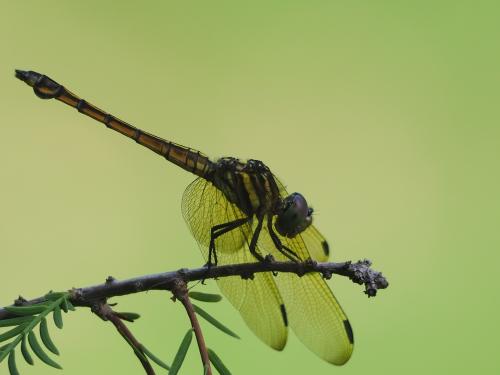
208, 218, 249, 266
267, 216, 300, 262
248, 215, 265, 262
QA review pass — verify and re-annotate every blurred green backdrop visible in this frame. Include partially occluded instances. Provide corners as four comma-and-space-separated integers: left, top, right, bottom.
1, 1, 499, 374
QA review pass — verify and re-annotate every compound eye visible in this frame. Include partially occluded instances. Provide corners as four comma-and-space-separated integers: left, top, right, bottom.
275, 193, 312, 237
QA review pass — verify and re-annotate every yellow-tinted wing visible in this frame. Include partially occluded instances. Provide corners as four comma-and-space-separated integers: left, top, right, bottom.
181, 178, 288, 349
258, 220, 354, 365
214, 244, 288, 350
181, 177, 251, 254
300, 225, 330, 262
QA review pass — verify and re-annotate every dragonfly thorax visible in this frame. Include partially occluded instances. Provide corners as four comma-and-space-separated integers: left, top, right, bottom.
210, 157, 279, 217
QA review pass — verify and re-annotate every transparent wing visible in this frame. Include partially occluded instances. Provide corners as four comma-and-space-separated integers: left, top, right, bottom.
301, 225, 330, 262
182, 177, 251, 253
258, 219, 354, 365
215, 243, 288, 350
181, 178, 288, 350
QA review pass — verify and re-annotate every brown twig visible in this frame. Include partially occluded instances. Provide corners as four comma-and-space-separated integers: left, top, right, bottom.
0, 259, 388, 320
171, 279, 212, 375
0, 259, 388, 374
92, 302, 156, 375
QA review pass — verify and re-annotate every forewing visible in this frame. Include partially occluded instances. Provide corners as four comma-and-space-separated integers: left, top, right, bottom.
181, 178, 288, 350
300, 225, 331, 262
258, 224, 354, 365
182, 177, 250, 254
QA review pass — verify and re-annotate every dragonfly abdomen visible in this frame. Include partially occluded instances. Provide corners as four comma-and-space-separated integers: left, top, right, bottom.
15, 70, 214, 179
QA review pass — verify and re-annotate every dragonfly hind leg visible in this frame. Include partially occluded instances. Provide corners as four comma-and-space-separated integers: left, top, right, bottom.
267, 216, 301, 262
208, 217, 249, 266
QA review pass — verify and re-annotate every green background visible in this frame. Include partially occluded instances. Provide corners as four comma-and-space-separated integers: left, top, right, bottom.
1, 1, 499, 374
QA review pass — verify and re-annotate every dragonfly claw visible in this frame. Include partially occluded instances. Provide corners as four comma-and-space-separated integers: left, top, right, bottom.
201, 261, 217, 284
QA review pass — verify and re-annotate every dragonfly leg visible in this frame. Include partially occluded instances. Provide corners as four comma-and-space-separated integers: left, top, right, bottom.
267, 216, 300, 262
248, 215, 265, 262
208, 218, 249, 266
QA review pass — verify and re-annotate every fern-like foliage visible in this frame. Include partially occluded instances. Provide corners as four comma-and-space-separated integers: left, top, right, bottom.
0, 292, 74, 375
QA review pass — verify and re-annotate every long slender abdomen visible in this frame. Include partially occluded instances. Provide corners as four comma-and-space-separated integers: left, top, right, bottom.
15, 70, 214, 179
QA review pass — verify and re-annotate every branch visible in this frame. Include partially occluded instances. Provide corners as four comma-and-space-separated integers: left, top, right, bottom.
92, 302, 155, 375
0, 259, 388, 320
171, 280, 212, 375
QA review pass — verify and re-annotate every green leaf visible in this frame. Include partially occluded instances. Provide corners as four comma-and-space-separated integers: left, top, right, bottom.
0, 324, 26, 342
192, 304, 240, 339
4, 305, 48, 316
61, 298, 76, 313
0, 344, 11, 363
169, 329, 193, 375
61, 299, 69, 313
8, 350, 20, 375
65, 300, 76, 311
115, 312, 141, 322
188, 291, 223, 303
21, 334, 34, 365
208, 348, 232, 375
0, 294, 68, 370
28, 331, 62, 369
40, 317, 59, 355
140, 344, 170, 370
0, 316, 33, 328
53, 306, 63, 329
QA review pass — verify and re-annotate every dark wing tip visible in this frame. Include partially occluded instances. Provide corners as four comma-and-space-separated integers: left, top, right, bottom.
280, 304, 289, 327
321, 240, 330, 256
343, 319, 354, 344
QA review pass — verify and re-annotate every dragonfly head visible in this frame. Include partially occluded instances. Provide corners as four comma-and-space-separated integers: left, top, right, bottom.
275, 192, 313, 237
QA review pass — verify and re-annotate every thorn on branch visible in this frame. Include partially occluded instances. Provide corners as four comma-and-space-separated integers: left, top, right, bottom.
240, 271, 255, 280
264, 254, 275, 263
14, 296, 27, 305
322, 270, 333, 280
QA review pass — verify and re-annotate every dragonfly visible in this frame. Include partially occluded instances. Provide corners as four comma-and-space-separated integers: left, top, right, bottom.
15, 69, 354, 365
